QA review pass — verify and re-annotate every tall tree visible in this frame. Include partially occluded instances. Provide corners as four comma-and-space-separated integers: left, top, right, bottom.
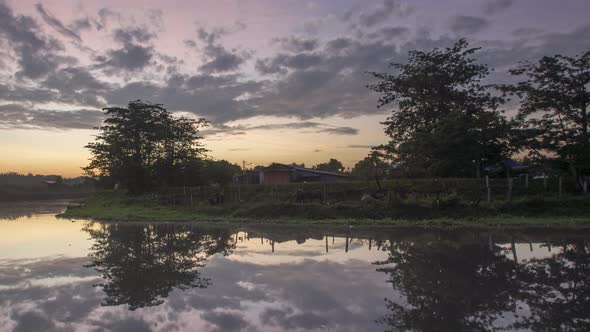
368, 39, 513, 177
502, 52, 590, 188
84, 100, 208, 194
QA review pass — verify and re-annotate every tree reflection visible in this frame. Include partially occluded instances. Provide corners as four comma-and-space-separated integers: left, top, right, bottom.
83, 223, 235, 310
375, 234, 590, 332
374, 236, 520, 331
515, 240, 590, 331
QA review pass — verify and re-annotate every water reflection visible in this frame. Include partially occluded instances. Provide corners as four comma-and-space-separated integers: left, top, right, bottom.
1, 213, 589, 331
83, 222, 235, 310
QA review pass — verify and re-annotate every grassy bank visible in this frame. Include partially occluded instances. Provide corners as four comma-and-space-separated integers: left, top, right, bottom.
60, 191, 590, 227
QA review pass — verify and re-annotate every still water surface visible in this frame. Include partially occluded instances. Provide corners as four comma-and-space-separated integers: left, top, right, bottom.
0, 201, 588, 331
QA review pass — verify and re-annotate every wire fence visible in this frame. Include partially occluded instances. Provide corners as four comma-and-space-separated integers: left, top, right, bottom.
136, 175, 588, 208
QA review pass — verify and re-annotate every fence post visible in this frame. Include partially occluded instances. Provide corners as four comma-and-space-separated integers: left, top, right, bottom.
525, 174, 529, 189
558, 176, 562, 199
323, 184, 327, 203
238, 184, 241, 202
584, 180, 588, 195
485, 175, 491, 203
507, 178, 512, 202
543, 173, 547, 191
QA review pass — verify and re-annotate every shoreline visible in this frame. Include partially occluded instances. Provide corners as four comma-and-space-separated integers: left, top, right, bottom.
59, 192, 590, 229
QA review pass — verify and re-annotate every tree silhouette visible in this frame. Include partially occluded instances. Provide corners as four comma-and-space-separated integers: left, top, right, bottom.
374, 236, 521, 331
368, 39, 513, 177
83, 223, 234, 310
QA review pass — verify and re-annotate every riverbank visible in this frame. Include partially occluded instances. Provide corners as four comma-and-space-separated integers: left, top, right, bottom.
59, 191, 590, 227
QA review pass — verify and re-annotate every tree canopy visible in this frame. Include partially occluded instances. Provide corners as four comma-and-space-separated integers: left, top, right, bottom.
502, 52, 590, 186
84, 100, 208, 194
313, 158, 345, 174
368, 39, 513, 177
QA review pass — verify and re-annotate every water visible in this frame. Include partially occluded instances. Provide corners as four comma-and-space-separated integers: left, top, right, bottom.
0, 202, 589, 331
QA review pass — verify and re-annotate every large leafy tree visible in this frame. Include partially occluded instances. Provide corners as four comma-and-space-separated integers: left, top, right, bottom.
368, 39, 513, 177
84, 100, 208, 193
502, 52, 590, 188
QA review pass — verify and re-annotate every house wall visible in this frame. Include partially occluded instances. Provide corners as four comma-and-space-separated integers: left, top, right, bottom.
261, 171, 291, 185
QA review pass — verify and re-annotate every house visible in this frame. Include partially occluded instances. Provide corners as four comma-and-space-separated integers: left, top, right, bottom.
258, 164, 347, 185
233, 164, 347, 185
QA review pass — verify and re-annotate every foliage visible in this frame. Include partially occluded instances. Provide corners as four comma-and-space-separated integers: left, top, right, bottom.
313, 158, 345, 173
84, 100, 208, 194
501, 52, 590, 187
351, 149, 390, 180
368, 39, 514, 177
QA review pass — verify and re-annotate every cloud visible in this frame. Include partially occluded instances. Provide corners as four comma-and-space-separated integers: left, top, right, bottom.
255, 53, 323, 75
274, 36, 319, 52
347, 144, 375, 149
449, 16, 491, 35
113, 27, 154, 44
35, 3, 81, 41
483, 0, 515, 15
0, 1, 71, 78
202, 121, 358, 137
95, 44, 154, 72
356, 0, 412, 28
201, 311, 250, 332
367, 26, 410, 40
0, 104, 104, 129
196, 27, 250, 73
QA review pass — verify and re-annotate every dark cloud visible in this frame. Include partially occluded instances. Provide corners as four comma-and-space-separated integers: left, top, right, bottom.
202, 121, 358, 136
196, 27, 250, 73
201, 311, 249, 332
0, 104, 104, 129
356, 0, 412, 28
347, 144, 375, 149
321, 126, 358, 135
367, 26, 410, 40
512, 27, 542, 38
113, 27, 154, 44
255, 53, 323, 75
0, 1, 71, 78
96, 43, 154, 72
35, 3, 81, 41
11, 310, 55, 332
449, 16, 491, 35
69, 17, 92, 33
483, 0, 515, 15
274, 36, 319, 52
325, 37, 354, 52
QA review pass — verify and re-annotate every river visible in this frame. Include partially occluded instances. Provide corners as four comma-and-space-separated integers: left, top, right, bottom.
0, 201, 588, 331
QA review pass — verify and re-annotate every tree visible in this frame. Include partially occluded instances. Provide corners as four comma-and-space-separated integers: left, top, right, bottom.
201, 159, 241, 185
84, 100, 208, 194
368, 39, 513, 177
351, 149, 390, 181
84, 222, 234, 310
313, 158, 345, 173
502, 52, 590, 189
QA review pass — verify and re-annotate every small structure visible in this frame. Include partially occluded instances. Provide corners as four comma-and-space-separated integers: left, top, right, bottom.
233, 164, 348, 185
258, 164, 346, 185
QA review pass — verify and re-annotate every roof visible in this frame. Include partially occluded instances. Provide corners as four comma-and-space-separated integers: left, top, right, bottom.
261, 164, 346, 177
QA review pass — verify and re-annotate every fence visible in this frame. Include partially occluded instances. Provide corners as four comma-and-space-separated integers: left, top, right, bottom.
138, 175, 587, 208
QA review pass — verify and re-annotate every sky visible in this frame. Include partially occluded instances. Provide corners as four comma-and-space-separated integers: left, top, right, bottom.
0, 0, 589, 177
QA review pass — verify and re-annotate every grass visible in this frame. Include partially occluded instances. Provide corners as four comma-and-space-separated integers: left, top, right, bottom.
60, 191, 590, 228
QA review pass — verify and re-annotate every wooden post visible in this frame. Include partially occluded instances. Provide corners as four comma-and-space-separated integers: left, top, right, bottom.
345, 235, 349, 253
325, 236, 328, 253
511, 239, 518, 263
323, 184, 327, 203
525, 174, 529, 189
487, 187, 491, 204
190, 193, 193, 208
543, 173, 547, 191
584, 180, 588, 195
238, 184, 241, 202
558, 176, 562, 199
485, 175, 489, 188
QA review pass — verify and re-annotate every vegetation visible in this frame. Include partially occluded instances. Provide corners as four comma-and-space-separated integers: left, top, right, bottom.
62, 190, 590, 227
501, 51, 590, 188
368, 39, 514, 178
